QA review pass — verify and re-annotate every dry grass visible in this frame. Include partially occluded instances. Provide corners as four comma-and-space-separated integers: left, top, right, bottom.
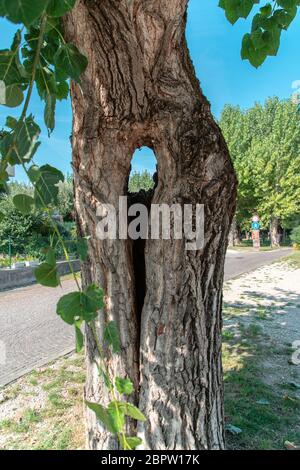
0, 353, 85, 450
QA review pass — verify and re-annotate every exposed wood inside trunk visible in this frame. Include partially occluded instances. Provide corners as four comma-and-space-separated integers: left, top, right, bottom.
63, 0, 237, 450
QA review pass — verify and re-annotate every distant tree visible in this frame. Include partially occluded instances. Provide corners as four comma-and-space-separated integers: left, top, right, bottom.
220, 105, 258, 239
57, 175, 74, 221
0, 182, 46, 255
220, 98, 300, 246
249, 98, 300, 246
291, 226, 300, 246
0, 180, 74, 256
128, 171, 154, 193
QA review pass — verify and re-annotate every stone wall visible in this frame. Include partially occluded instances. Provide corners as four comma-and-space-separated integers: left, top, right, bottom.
0, 260, 81, 291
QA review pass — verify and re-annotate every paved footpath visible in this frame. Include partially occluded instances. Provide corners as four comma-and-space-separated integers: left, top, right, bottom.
224, 247, 292, 280
0, 248, 292, 387
0, 280, 76, 387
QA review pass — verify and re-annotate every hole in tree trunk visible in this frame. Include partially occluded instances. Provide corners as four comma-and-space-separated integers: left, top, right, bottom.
127, 147, 157, 325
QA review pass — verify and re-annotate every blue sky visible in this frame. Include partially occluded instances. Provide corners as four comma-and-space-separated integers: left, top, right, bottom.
1, 0, 300, 181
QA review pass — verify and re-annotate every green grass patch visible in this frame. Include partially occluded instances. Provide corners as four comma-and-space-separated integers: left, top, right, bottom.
223, 318, 300, 450
284, 251, 300, 269
32, 425, 74, 450
222, 330, 235, 341
0, 409, 42, 434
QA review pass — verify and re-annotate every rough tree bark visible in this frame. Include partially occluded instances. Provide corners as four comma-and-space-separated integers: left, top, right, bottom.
63, 0, 237, 450
228, 216, 240, 247
270, 217, 280, 248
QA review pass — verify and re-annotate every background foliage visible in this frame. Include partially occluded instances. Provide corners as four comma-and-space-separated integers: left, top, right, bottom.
220, 97, 300, 233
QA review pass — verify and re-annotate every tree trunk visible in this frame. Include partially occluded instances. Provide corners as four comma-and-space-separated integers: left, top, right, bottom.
63, 0, 237, 450
228, 216, 240, 247
270, 217, 280, 248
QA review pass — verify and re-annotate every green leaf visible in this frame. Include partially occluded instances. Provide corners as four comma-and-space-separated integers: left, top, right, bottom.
45, 15, 60, 32
113, 401, 146, 422
27, 164, 40, 182
54, 44, 87, 83
241, 33, 267, 68
85, 284, 104, 312
121, 402, 146, 422
57, 291, 83, 325
264, 28, 281, 56
34, 164, 64, 207
77, 237, 88, 261
56, 285, 103, 325
273, 7, 297, 29
0, 1, 5, 16
11, 30, 28, 79
260, 3, 272, 16
104, 321, 120, 353
35, 67, 58, 99
45, 246, 56, 265
220, 0, 299, 67
5, 116, 17, 129
75, 325, 84, 352
277, 0, 297, 10
219, 0, 259, 25
47, 0, 76, 18
0, 49, 23, 85
12, 193, 34, 214
56, 80, 69, 100
126, 436, 142, 449
0, 210, 5, 222
239, 0, 259, 19
98, 366, 113, 390
108, 401, 125, 433
1, 84, 24, 107
4, 0, 50, 27
85, 402, 116, 434
1, 115, 41, 165
34, 262, 60, 287
118, 435, 142, 450
44, 93, 56, 134
115, 377, 134, 396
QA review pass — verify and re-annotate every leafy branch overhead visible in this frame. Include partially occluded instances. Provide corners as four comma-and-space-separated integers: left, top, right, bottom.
219, 0, 300, 67
0, 0, 86, 140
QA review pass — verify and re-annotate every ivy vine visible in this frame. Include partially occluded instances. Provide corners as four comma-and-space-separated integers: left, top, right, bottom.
0, 0, 145, 451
